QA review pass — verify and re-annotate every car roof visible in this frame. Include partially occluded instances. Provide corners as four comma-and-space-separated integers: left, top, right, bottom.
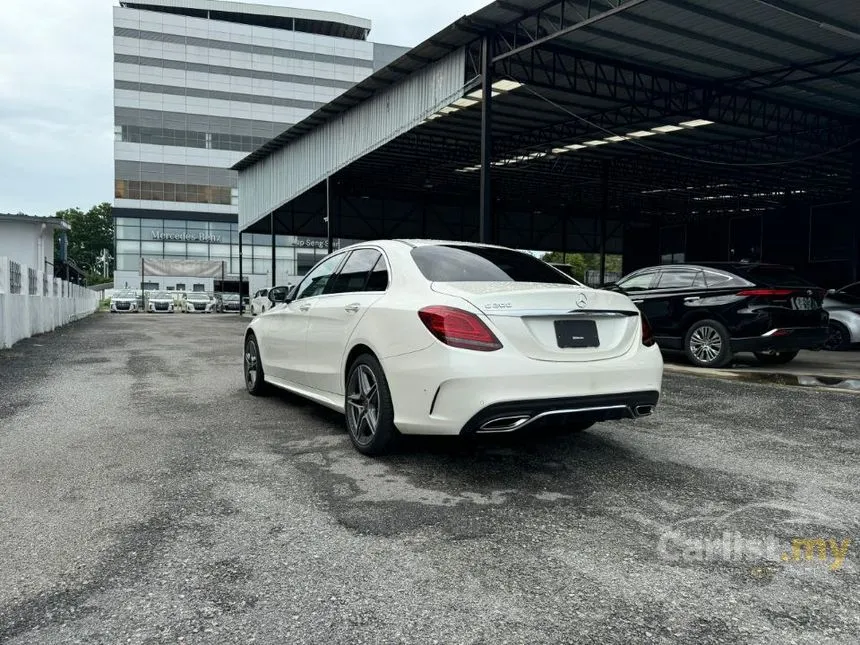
393, 239, 515, 250
633, 262, 793, 273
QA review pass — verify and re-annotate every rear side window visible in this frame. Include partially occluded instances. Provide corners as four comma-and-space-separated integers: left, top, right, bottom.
656, 269, 703, 289
411, 245, 579, 284
366, 257, 389, 291
326, 249, 381, 294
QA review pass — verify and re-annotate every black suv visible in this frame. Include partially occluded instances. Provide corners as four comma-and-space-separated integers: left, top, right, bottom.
608, 262, 829, 367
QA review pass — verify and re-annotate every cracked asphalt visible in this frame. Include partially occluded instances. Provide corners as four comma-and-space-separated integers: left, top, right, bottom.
0, 313, 858, 644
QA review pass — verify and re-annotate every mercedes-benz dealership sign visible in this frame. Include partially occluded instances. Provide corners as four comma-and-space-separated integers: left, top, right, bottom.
152, 230, 223, 243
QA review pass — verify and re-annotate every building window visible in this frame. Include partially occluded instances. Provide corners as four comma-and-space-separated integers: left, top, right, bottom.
115, 180, 233, 205
142, 281, 160, 290
176, 283, 186, 291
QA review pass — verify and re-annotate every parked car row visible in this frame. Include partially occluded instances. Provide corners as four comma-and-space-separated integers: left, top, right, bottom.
604, 263, 857, 366
109, 289, 250, 314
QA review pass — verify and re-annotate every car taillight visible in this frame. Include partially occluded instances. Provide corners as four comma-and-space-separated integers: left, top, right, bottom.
736, 289, 793, 297
418, 306, 502, 351
641, 313, 656, 347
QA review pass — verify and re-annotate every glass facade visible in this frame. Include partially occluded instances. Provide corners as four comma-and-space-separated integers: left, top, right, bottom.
115, 180, 235, 205
115, 216, 346, 277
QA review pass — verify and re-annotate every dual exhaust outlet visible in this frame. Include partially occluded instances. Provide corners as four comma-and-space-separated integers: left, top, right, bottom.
477, 404, 654, 433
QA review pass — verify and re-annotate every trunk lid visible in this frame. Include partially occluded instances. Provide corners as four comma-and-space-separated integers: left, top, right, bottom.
430, 281, 641, 362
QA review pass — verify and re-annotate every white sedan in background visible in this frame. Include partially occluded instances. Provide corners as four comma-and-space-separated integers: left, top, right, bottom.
251, 285, 293, 315
243, 240, 663, 455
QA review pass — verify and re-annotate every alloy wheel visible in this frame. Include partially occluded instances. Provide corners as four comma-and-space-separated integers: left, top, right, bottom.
347, 364, 380, 446
824, 324, 846, 351
245, 340, 259, 389
690, 325, 722, 364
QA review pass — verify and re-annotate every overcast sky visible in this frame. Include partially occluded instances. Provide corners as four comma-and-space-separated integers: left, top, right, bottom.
0, 0, 488, 217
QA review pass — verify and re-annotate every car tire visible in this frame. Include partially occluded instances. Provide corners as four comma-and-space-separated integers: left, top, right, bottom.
823, 321, 851, 351
344, 354, 397, 456
754, 350, 799, 365
684, 319, 733, 368
244, 333, 269, 396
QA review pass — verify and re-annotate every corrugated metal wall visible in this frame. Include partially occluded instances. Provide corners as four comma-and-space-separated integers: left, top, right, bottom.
238, 48, 467, 231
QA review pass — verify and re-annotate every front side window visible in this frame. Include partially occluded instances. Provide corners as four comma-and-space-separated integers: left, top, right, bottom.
326, 249, 382, 294
294, 254, 344, 301
410, 245, 580, 285
616, 271, 657, 291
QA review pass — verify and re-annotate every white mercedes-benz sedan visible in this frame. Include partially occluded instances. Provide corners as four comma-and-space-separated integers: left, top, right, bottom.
243, 240, 663, 455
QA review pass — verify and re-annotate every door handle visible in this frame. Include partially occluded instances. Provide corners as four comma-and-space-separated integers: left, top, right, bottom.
298, 303, 311, 312
344, 303, 360, 313
631, 299, 644, 304
684, 296, 700, 302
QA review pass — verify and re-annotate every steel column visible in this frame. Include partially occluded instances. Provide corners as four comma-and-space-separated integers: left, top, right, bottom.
326, 177, 333, 254
599, 160, 609, 285
479, 35, 494, 243
238, 230, 243, 315
271, 212, 276, 286
852, 144, 860, 281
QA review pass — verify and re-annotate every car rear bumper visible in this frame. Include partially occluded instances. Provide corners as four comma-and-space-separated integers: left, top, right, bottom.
731, 326, 829, 352
383, 342, 663, 436
460, 391, 659, 435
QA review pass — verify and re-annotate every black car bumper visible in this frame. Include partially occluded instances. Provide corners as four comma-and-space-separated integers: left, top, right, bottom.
459, 391, 660, 435
731, 326, 829, 353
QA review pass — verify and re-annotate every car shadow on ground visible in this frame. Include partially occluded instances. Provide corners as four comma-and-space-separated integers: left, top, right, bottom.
265, 386, 615, 459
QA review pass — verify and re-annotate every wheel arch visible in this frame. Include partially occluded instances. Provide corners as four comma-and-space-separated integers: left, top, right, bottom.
343, 343, 380, 388
679, 309, 730, 336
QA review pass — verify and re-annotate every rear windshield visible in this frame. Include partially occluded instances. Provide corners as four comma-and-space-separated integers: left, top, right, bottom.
411, 245, 580, 285
735, 266, 818, 288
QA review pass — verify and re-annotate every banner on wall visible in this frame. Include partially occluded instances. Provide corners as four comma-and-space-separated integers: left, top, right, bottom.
141, 258, 225, 278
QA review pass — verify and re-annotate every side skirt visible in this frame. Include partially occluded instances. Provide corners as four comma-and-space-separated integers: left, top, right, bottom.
265, 375, 345, 414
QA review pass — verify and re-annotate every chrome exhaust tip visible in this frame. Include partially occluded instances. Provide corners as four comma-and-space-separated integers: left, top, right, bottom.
635, 405, 654, 417
477, 415, 531, 433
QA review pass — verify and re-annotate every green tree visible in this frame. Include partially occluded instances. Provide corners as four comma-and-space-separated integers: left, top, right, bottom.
55, 203, 114, 283
541, 251, 623, 282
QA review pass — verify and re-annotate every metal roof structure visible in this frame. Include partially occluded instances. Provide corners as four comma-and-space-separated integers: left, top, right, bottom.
234, 0, 860, 254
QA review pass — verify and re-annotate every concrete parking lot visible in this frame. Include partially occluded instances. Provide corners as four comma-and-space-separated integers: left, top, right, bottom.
1, 313, 858, 644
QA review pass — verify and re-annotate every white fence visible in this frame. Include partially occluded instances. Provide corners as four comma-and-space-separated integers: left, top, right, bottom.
0, 256, 100, 349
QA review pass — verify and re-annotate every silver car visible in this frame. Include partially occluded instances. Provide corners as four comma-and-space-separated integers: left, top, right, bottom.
184, 291, 217, 313
147, 291, 176, 313
823, 282, 860, 350
110, 289, 140, 313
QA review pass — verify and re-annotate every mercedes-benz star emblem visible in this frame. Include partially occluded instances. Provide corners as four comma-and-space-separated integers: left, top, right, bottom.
576, 293, 588, 309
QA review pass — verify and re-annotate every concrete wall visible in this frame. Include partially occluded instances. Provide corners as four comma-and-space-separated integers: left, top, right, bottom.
0, 220, 55, 271
0, 257, 99, 349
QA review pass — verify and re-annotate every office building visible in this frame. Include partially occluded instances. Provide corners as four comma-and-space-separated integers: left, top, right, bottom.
112, 0, 407, 292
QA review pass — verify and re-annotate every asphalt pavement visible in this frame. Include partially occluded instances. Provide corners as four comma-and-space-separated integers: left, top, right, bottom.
0, 313, 858, 644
